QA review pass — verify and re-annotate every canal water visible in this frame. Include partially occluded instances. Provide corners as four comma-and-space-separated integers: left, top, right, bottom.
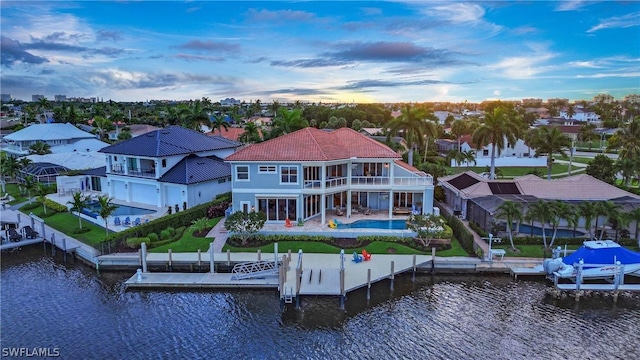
2, 247, 639, 360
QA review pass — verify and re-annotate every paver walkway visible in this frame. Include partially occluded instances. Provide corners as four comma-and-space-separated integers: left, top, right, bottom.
205, 219, 228, 253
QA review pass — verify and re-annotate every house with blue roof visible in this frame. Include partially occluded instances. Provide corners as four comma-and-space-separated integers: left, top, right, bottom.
98, 126, 241, 209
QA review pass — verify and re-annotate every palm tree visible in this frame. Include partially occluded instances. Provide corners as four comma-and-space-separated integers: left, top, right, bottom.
238, 122, 261, 144
578, 201, 598, 239
615, 157, 639, 187
628, 208, 640, 247
67, 192, 90, 230
37, 97, 51, 123
446, 149, 466, 168
526, 200, 552, 248
566, 104, 576, 119
494, 200, 523, 251
595, 201, 620, 240
92, 115, 112, 140
22, 175, 36, 200
450, 119, 469, 151
179, 100, 210, 131
525, 126, 571, 180
387, 104, 438, 166
189, 217, 210, 236
461, 150, 476, 168
268, 108, 308, 139
548, 201, 572, 249
34, 183, 49, 215
471, 107, 520, 180
578, 123, 598, 149
0, 155, 20, 182
97, 195, 118, 236
210, 113, 229, 135
28, 141, 52, 155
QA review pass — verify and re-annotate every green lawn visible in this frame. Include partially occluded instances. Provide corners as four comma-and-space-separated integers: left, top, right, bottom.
220, 237, 469, 256
21, 205, 111, 245
4, 183, 29, 205
149, 218, 220, 253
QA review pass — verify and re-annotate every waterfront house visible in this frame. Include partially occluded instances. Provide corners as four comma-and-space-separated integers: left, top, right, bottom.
225, 127, 435, 225
439, 171, 640, 237
437, 135, 544, 168
2, 123, 108, 157
98, 126, 241, 208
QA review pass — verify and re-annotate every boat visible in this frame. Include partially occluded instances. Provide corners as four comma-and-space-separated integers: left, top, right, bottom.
543, 240, 640, 280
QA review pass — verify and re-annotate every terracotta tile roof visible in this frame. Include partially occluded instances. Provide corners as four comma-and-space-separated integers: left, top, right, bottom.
225, 127, 401, 162
206, 127, 246, 141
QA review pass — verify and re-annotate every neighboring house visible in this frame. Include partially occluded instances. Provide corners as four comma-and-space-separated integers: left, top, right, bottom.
441, 135, 545, 168
108, 124, 161, 141
439, 171, 640, 236
206, 127, 258, 142
359, 128, 383, 136
225, 127, 435, 225
98, 126, 241, 208
559, 107, 600, 124
2, 123, 107, 157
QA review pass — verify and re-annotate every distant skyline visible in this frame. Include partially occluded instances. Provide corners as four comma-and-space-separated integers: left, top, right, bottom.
1, 1, 639, 104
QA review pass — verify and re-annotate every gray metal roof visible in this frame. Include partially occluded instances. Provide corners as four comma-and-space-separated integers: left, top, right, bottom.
159, 155, 230, 185
4, 123, 97, 141
99, 125, 240, 157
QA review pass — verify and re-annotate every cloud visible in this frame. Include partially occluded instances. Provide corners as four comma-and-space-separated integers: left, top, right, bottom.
96, 30, 122, 42
0, 36, 48, 66
245, 9, 318, 23
555, 1, 589, 12
88, 69, 236, 90
427, 3, 486, 24
326, 41, 467, 65
587, 11, 640, 33
176, 40, 241, 53
338, 78, 448, 90
270, 58, 351, 68
173, 53, 226, 62
254, 88, 326, 96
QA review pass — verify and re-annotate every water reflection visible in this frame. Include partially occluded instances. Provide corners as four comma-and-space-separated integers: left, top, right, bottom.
2, 246, 640, 360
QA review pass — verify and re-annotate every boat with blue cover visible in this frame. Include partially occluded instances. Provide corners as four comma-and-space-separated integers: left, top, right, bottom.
543, 240, 640, 279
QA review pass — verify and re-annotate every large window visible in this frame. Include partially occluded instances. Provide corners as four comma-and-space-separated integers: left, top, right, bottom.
281, 166, 298, 184
258, 197, 297, 221
394, 192, 414, 207
304, 194, 321, 219
236, 165, 249, 181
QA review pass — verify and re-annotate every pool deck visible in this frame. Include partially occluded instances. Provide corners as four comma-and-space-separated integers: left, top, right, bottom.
46, 191, 166, 233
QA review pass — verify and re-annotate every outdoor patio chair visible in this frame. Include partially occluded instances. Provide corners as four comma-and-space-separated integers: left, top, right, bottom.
123, 217, 131, 226
364, 208, 371, 215
114, 217, 121, 226
22, 226, 39, 239
335, 208, 344, 216
7, 228, 22, 242
133, 217, 141, 226
0, 193, 9, 201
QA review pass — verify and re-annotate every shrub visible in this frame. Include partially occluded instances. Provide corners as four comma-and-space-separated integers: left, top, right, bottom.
166, 227, 176, 236
147, 233, 159, 243
126, 237, 150, 249
160, 229, 172, 240
21, 202, 40, 211
44, 198, 68, 213
446, 215, 475, 255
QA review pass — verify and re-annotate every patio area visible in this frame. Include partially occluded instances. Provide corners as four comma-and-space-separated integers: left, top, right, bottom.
46, 191, 167, 233
259, 210, 417, 238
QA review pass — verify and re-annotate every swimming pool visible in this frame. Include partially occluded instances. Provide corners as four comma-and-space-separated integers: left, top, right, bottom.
518, 224, 586, 238
337, 219, 407, 230
81, 201, 155, 219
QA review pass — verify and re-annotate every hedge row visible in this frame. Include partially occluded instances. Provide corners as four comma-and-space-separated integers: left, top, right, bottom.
446, 215, 475, 255
97, 193, 230, 253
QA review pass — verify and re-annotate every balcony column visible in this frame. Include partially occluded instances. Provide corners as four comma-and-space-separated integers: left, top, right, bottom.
123, 157, 129, 175
320, 195, 326, 225
125, 182, 132, 202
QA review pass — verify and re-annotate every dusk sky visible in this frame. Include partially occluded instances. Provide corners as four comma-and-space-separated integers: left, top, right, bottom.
1, 1, 639, 104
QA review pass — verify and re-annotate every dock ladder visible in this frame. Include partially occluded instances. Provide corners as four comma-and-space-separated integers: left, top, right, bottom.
283, 287, 294, 304
231, 260, 279, 280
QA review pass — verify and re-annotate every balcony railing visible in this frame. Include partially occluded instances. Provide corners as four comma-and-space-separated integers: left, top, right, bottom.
326, 177, 347, 188
393, 176, 433, 186
110, 165, 125, 174
351, 176, 390, 186
127, 167, 156, 178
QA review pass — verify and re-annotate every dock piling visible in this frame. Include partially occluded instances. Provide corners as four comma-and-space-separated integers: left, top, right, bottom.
258, 249, 261, 261
168, 249, 173, 272
340, 268, 345, 309
412, 254, 416, 282
390, 261, 395, 291
366, 268, 371, 300
62, 238, 67, 264
209, 242, 215, 273
431, 247, 436, 274
227, 250, 231, 270
197, 249, 202, 272
141, 242, 148, 273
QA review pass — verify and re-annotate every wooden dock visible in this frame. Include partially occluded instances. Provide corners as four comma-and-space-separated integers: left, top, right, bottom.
555, 283, 640, 291
123, 250, 432, 305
